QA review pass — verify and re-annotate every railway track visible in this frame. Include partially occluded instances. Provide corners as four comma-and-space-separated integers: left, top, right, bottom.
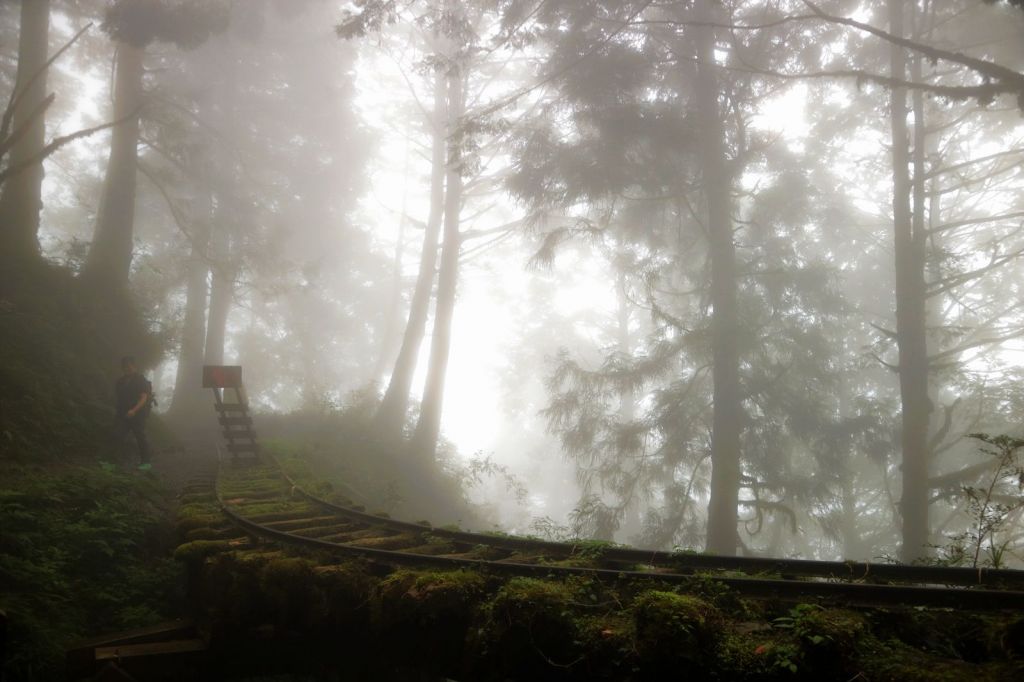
209, 460, 1024, 612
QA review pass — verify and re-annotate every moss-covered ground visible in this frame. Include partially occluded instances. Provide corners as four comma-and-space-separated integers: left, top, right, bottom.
179, 480, 1024, 681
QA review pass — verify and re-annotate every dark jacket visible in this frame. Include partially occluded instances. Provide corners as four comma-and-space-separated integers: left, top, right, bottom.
115, 372, 150, 419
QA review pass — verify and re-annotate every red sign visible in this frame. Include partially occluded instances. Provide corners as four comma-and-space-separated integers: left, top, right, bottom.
202, 365, 242, 389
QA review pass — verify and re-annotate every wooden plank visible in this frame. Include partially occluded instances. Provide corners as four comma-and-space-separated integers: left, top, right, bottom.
227, 443, 260, 453
218, 416, 253, 426
66, 621, 196, 678
214, 403, 248, 413
95, 638, 207, 661
222, 429, 256, 441
69, 620, 196, 652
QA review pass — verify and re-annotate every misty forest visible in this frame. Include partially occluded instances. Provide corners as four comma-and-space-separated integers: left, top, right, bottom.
3, 0, 1024, 680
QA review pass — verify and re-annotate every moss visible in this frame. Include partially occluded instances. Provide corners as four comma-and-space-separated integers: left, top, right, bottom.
235, 503, 316, 520
176, 513, 222, 534
184, 527, 226, 541
174, 539, 233, 563
996, 616, 1024, 660
475, 577, 582, 678
868, 608, 1003, 663
570, 539, 618, 560
318, 562, 379, 627
574, 613, 639, 678
377, 568, 486, 619
178, 492, 214, 505
714, 628, 786, 680
799, 608, 866, 652
260, 558, 329, 631
371, 569, 487, 674
632, 590, 722, 677
856, 635, 1018, 681
348, 532, 421, 550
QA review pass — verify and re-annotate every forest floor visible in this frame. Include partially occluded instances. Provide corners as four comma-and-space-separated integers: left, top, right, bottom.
172, 459, 1024, 682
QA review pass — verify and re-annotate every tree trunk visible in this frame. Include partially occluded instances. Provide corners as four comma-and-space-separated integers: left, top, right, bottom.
169, 211, 211, 418
695, 1, 742, 557
890, 0, 931, 563
370, 166, 409, 386
410, 63, 464, 460
82, 41, 144, 292
617, 267, 636, 422
374, 67, 447, 434
204, 229, 233, 366
0, 0, 50, 263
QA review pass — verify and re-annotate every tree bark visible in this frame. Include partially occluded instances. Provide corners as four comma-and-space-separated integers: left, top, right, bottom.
410, 62, 464, 460
617, 266, 636, 423
374, 67, 447, 434
82, 41, 144, 292
204, 231, 232, 367
370, 163, 409, 386
0, 0, 50, 262
694, 1, 742, 557
890, 0, 932, 563
169, 207, 211, 418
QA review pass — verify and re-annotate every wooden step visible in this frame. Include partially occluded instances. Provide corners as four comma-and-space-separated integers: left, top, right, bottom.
214, 403, 249, 413
218, 416, 253, 426
226, 443, 260, 454
291, 523, 364, 538
66, 621, 198, 679
95, 639, 207, 662
319, 528, 397, 543
94, 638, 208, 679
262, 515, 342, 531
345, 533, 422, 551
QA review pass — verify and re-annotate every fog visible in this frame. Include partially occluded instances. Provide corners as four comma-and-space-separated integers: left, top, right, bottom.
5, 0, 1024, 565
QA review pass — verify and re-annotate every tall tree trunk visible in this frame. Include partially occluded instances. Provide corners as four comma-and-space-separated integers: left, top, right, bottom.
204, 240, 232, 367
616, 267, 636, 422
695, 2, 742, 556
374, 67, 447, 433
370, 163, 410, 386
410, 63, 464, 460
890, 0, 931, 563
169, 210, 211, 418
0, 0, 50, 263
82, 42, 144, 292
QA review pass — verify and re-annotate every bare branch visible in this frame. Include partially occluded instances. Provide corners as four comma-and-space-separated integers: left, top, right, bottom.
0, 106, 141, 186
801, 0, 1024, 105
0, 22, 93, 144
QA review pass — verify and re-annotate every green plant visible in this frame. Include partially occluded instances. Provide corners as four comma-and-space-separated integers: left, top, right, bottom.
942, 434, 1024, 569
772, 603, 829, 645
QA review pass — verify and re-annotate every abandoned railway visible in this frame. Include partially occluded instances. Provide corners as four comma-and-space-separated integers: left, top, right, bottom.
209, 458, 1024, 613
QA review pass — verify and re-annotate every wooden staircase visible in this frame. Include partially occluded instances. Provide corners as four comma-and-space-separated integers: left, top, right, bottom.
203, 365, 259, 462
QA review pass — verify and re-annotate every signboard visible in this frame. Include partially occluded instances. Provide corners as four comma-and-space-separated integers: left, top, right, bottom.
203, 365, 242, 389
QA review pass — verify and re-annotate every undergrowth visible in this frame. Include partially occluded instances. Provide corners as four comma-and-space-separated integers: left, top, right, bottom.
0, 466, 184, 679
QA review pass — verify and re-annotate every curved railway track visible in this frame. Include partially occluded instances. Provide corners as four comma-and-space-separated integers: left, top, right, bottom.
213, 460, 1024, 612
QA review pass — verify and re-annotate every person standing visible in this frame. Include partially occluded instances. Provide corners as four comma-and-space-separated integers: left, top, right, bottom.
115, 356, 152, 470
